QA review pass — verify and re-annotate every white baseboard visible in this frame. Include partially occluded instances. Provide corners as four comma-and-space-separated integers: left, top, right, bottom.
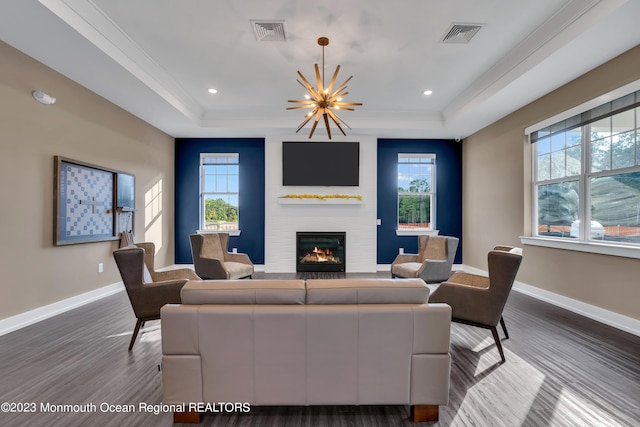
0, 282, 124, 337
459, 264, 640, 337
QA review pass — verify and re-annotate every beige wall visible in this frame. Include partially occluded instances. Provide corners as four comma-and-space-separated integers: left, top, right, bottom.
0, 42, 176, 321
463, 44, 640, 320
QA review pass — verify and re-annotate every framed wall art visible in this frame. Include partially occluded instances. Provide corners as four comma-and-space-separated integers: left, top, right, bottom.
53, 156, 135, 246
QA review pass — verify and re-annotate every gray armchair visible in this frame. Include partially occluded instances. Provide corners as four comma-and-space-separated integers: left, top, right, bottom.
428, 246, 523, 362
391, 235, 459, 283
134, 242, 200, 281
189, 233, 254, 280
113, 246, 188, 350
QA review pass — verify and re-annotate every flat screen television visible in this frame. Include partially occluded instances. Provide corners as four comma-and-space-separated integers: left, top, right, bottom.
282, 141, 359, 186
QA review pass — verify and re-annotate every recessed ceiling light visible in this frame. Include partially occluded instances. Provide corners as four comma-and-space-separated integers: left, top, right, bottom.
423, 90, 433, 96
208, 88, 218, 94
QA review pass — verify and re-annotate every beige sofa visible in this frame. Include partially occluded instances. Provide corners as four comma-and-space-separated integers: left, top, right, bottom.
161, 278, 451, 423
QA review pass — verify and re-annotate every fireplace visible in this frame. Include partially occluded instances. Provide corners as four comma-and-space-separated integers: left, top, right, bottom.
296, 232, 346, 272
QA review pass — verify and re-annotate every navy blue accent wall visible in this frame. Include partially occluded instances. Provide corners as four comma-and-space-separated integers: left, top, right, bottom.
377, 139, 462, 264
175, 138, 265, 264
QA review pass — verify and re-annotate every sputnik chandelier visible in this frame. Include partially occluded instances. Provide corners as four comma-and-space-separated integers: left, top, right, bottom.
287, 37, 362, 139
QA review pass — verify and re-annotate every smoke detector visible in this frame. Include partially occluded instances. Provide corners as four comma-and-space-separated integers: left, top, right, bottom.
251, 20, 287, 41
441, 23, 484, 44
32, 90, 56, 105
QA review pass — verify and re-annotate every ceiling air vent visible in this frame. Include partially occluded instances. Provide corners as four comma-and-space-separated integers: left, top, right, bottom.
251, 20, 287, 41
441, 23, 484, 44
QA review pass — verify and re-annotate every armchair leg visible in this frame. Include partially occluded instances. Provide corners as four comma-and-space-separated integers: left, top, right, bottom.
500, 316, 509, 339
128, 318, 143, 351
491, 326, 506, 363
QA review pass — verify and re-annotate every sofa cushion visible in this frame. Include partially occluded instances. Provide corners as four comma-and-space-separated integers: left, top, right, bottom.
305, 279, 429, 304
180, 280, 306, 305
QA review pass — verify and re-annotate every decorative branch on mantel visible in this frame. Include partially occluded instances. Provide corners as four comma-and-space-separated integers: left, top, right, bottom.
281, 193, 362, 201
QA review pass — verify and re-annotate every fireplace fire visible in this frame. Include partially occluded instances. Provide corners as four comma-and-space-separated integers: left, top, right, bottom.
296, 232, 346, 272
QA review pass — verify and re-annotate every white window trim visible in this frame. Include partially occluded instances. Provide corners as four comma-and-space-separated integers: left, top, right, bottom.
199, 153, 241, 234
520, 236, 640, 259
397, 153, 436, 234
196, 229, 241, 236
525, 79, 640, 258
396, 229, 439, 237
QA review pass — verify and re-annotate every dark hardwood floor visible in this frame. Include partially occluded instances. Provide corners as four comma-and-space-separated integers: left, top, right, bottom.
0, 272, 638, 426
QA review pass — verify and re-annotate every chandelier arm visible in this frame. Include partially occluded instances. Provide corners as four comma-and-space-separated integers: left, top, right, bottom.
326, 110, 347, 136
330, 91, 350, 100
297, 72, 319, 96
323, 113, 332, 139
297, 79, 321, 100
328, 110, 352, 130
331, 76, 353, 96
309, 116, 320, 139
326, 65, 341, 95
296, 114, 315, 133
288, 99, 317, 104
287, 105, 315, 110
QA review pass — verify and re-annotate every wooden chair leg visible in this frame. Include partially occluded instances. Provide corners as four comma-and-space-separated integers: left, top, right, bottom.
500, 316, 509, 339
411, 405, 439, 422
491, 326, 506, 363
174, 411, 200, 423
128, 318, 143, 351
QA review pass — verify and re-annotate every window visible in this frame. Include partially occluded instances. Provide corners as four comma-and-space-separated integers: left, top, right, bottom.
200, 154, 239, 232
532, 90, 640, 245
397, 154, 435, 231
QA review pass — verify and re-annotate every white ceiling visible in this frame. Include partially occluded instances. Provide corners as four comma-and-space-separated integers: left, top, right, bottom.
2, 0, 640, 139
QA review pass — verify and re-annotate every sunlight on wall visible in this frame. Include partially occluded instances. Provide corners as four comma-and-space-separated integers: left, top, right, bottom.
144, 179, 163, 252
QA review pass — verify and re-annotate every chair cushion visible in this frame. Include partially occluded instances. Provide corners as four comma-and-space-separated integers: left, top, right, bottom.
180, 280, 306, 304
200, 234, 225, 259
224, 261, 254, 279
305, 279, 429, 304
390, 262, 422, 278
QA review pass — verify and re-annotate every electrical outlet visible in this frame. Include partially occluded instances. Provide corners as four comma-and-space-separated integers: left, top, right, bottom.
399, 248, 404, 255
232, 248, 238, 254
98, 263, 104, 273
376, 218, 382, 225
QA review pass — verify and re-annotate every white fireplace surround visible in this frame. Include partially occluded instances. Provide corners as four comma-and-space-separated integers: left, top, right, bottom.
264, 135, 378, 273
